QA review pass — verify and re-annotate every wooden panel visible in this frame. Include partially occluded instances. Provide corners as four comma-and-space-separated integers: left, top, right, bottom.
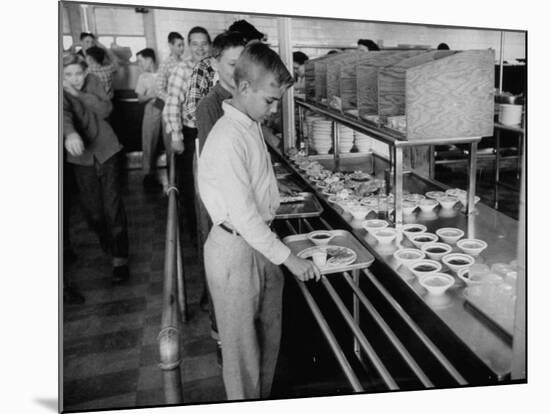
356, 50, 425, 118
326, 52, 357, 104
304, 60, 316, 101
378, 50, 455, 117
406, 50, 495, 140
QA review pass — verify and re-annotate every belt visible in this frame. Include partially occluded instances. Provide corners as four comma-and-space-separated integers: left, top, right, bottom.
218, 221, 273, 236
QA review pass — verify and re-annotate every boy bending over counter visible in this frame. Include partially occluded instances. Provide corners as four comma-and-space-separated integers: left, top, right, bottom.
198, 42, 320, 400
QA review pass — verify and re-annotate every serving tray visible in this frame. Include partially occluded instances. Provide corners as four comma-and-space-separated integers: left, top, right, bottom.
283, 229, 374, 275
275, 192, 323, 219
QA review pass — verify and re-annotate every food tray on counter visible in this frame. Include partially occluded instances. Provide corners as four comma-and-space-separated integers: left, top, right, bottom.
273, 162, 293, 179
283, 230, 374, 275
275, 192, 323, 219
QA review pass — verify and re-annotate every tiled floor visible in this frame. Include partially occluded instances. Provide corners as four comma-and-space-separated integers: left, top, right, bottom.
62, 166, 224, 412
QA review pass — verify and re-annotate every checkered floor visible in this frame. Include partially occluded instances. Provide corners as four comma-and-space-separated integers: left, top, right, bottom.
62, 167, 225, 412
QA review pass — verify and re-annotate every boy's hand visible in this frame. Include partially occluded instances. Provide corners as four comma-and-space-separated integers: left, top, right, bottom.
65, 132, 85, 157
284, 253, 321, 282
63, 80, 79, 97
171, 140, 184, 154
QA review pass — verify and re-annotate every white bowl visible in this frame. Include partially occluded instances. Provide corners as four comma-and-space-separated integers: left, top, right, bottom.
442, 253, 475, 273
393, 248, 426, 268
307, 231, 335, 246
438, 195, 458, 209
418, 198, 439, 213
348, 205, 370, 221
425, 191, 446, 200
402, 200, 418, 215
337, 199, 360, 213
457, 268, 484, 285
409, 232, 439, 249
409, 259, 443, 279
362, 219, 389, 233
456, 238, 488, 257
421, 242, 453, 261
404, 193, 425, 203
372, 228, 398, 244
436, 227, 464, 244
445, 188, 467, 198
458, 194, 481, 207
418, 272, 455, 295
402, 224, 427, 240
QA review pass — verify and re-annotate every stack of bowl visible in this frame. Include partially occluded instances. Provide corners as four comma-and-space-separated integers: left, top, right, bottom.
354, 131, 373, 153
310, 118, 333, 155
337, 124, 355, 153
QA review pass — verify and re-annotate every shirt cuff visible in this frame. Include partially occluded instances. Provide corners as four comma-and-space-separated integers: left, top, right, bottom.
270, 241, 291, 266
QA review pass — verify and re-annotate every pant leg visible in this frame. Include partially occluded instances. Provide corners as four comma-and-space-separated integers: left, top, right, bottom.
63, 157, 75, 251
205, 226, 283, 400
179, 126, 197, 240
97, 156, 129, 262
142, 103, 162, 175
72, 162, 109, 248
162, 119, 172, 170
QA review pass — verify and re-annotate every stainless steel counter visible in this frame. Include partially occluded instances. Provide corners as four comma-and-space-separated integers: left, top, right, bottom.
278, 152, 518, 379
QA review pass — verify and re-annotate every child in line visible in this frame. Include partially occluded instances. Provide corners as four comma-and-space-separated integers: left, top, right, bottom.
63, 53, 130, 283
198, 42, 320, 400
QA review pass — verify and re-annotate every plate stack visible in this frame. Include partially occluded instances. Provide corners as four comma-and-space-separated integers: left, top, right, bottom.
304, 113, 323, 138
337, 124, 354, 153
354, 131, 373, 153
311, 118, 333, 154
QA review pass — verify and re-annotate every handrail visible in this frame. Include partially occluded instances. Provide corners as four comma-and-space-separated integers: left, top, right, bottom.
158, 153, 186, 404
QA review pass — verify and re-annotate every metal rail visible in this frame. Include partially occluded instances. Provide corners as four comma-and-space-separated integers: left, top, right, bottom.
158, 153, 188, 404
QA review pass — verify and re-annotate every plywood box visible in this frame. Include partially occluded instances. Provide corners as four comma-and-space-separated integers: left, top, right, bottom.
326, 51, 358, 108
378, 49, 495, 140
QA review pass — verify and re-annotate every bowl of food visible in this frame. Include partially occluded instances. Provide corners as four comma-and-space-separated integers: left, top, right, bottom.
372, 228, 398, 244
402, 200, 418, 215
409, 259, 442, 279
457, 194, 481, 208
362, 219, 389, 233
418, 273, 455, 295
438, 195, 458, 210
418, 198, 439, 213
457, 266, 489, 285
348, 205, 371, 221
404, 193, 425, 203
456, 239, 488, 257
337, 199, 360, 213
307, 230, 335, 246
402, 224, 428, 240
445, 188, 467, 198
436, 227, 464, 244
425, 191, 446, 200
421, 242, 453, 261
409, 232, 438, 249
442, 253, 475, 273
393, 248, 426, 269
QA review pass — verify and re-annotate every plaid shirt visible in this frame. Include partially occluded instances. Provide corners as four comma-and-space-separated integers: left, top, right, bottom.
163, 57, 196, 141
155, 54, 182, 102
87, 61, 116, 99
182, 57, 218, 128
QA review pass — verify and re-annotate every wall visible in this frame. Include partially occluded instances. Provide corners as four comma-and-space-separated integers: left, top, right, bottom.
152, 9, 525, 63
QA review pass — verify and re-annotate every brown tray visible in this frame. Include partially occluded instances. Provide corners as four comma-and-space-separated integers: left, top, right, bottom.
275, 192, 323, 219
282, 229, 374, 275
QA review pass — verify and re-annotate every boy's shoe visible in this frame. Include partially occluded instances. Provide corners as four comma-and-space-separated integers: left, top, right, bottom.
112, 265, 130, 284
143, 174, 163, 191
63, 286, 86, 305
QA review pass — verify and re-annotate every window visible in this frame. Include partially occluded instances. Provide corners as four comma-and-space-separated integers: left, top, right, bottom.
98, 35, 146, 62
63, 35, 74, 51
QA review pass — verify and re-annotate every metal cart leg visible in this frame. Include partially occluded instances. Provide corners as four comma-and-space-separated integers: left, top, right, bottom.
466, 141, 478, 215
394, 146, 404, 228
352, 269, 362, 363
494, 129, 501, 209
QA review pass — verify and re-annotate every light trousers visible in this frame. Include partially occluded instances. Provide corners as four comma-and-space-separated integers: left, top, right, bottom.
141, 103, 163, 175
204, 225, 284, 400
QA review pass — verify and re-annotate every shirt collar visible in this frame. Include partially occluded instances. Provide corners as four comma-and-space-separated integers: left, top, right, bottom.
214, 83, 232, 101
222, 100, 255, 129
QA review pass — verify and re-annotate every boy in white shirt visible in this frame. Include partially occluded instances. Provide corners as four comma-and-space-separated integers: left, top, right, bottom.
198, 42, 320, 401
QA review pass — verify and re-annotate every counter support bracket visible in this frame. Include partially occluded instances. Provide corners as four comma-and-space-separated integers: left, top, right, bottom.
467, 141, 478, 215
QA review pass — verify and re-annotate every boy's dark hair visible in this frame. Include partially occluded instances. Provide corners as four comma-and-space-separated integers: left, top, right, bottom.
327, 49, 340, 55
437, 42, 450, 50
136, 48, 156, 63
86, 46, 106, 65
63, 53, 88, 70
234, 42, 293, 89
228, 19, 264, 43
188, 26, 211, 44
80, 32, 95, 41
357, 39, 380, 51
168, 31, 184, 44
211, 31, 247, 59
293, 51, 309, 65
